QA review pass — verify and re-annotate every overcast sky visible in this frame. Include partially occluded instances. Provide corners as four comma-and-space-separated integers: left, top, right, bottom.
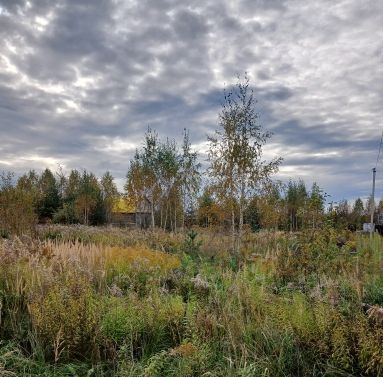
1, 0, 382, 202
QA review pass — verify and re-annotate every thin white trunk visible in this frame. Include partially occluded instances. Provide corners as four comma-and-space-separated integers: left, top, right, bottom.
164, 200, 169, 231
231, 207, 235, 254
174, 205, 177, 233
150, 195, 155, 230
238, 204, 244, 254
237, 180, 245, 254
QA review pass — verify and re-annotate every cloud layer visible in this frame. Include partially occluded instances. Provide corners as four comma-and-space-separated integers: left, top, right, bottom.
1, 0, 383, 202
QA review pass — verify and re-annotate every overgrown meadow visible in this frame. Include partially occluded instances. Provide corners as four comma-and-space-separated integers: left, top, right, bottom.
1, 225, 383, 376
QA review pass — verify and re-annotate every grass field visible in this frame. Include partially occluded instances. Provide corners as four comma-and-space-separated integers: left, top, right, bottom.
1, 225, 383, 376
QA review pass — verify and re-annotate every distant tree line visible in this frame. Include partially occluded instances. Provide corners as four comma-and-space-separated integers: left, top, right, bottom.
0, 74, 377, 239
197, 179, 374, 231
0, 168, 119, 236
0, 163, 375, 238
327, 197, 380, 231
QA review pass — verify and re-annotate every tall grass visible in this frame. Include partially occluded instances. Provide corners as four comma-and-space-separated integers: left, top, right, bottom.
0, 228, 383, 376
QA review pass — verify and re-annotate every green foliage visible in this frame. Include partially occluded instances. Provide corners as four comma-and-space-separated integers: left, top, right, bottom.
1, 228, 383, 376
75, 170, 102, 225
1, 167, 123, 233
29, 275, 100, 362
125, 128, 201, 231
181, 229, 202, 258
273, 227, 355, 286
0, 171, 37, 236
364, 276, 383, 306
197, 188, 223, 227
100, 171, 119, 224
244, 196, 261, 231
38, 168, 61, 220
101, 294, 185, 360
142, 341, 211, 377
286, 179, 308, 231
208, 74, 282, 254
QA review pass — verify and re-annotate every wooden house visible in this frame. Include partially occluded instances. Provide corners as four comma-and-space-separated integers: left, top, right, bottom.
111, 197, 151, 228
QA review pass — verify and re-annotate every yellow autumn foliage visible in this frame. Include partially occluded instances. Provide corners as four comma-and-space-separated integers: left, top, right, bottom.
170, 342, 197, 358
104, 246, 180, 275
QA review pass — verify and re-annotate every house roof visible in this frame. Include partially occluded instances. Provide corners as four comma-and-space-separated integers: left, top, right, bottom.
112, 197, 136, 213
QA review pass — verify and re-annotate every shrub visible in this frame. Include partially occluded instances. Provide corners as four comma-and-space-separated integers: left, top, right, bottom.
364, 276, 383, 306
101, 295, 185, 359
104, 247, 181, 295
181, 229, 202, 258
28, 275, 100, 362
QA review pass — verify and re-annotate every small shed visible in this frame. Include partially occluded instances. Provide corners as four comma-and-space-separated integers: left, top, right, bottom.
111, 197, 151, 228
363, 211, 383, 236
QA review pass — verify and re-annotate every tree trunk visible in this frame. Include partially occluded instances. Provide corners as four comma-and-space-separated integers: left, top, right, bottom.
164, 200, 169, 231
150, 196, 155, 230
231, 206, 236, 254
182, 194, 186, 231
237, 181, 245, 254
160, 207, 163, 229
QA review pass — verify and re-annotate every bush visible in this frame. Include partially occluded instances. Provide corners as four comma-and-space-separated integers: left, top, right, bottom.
104, 246, 181, 295
101, 295, 185, 359
0, 173, 37, 236
29, 275, 100, 362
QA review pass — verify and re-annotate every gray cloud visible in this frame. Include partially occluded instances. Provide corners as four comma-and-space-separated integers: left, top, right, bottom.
0, 0, 382, 202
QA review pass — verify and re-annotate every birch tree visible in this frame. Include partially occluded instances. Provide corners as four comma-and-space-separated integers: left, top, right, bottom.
100, 171, 119, 224
125, 128, 160, 229
157, 138, 179, 230
180, 129, 201, 228
208, 74, 282, 254
286, 179, 307, 231
76, 171, 99, 225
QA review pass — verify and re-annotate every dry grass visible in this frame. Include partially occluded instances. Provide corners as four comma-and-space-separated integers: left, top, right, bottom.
1, 229, 383, 376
